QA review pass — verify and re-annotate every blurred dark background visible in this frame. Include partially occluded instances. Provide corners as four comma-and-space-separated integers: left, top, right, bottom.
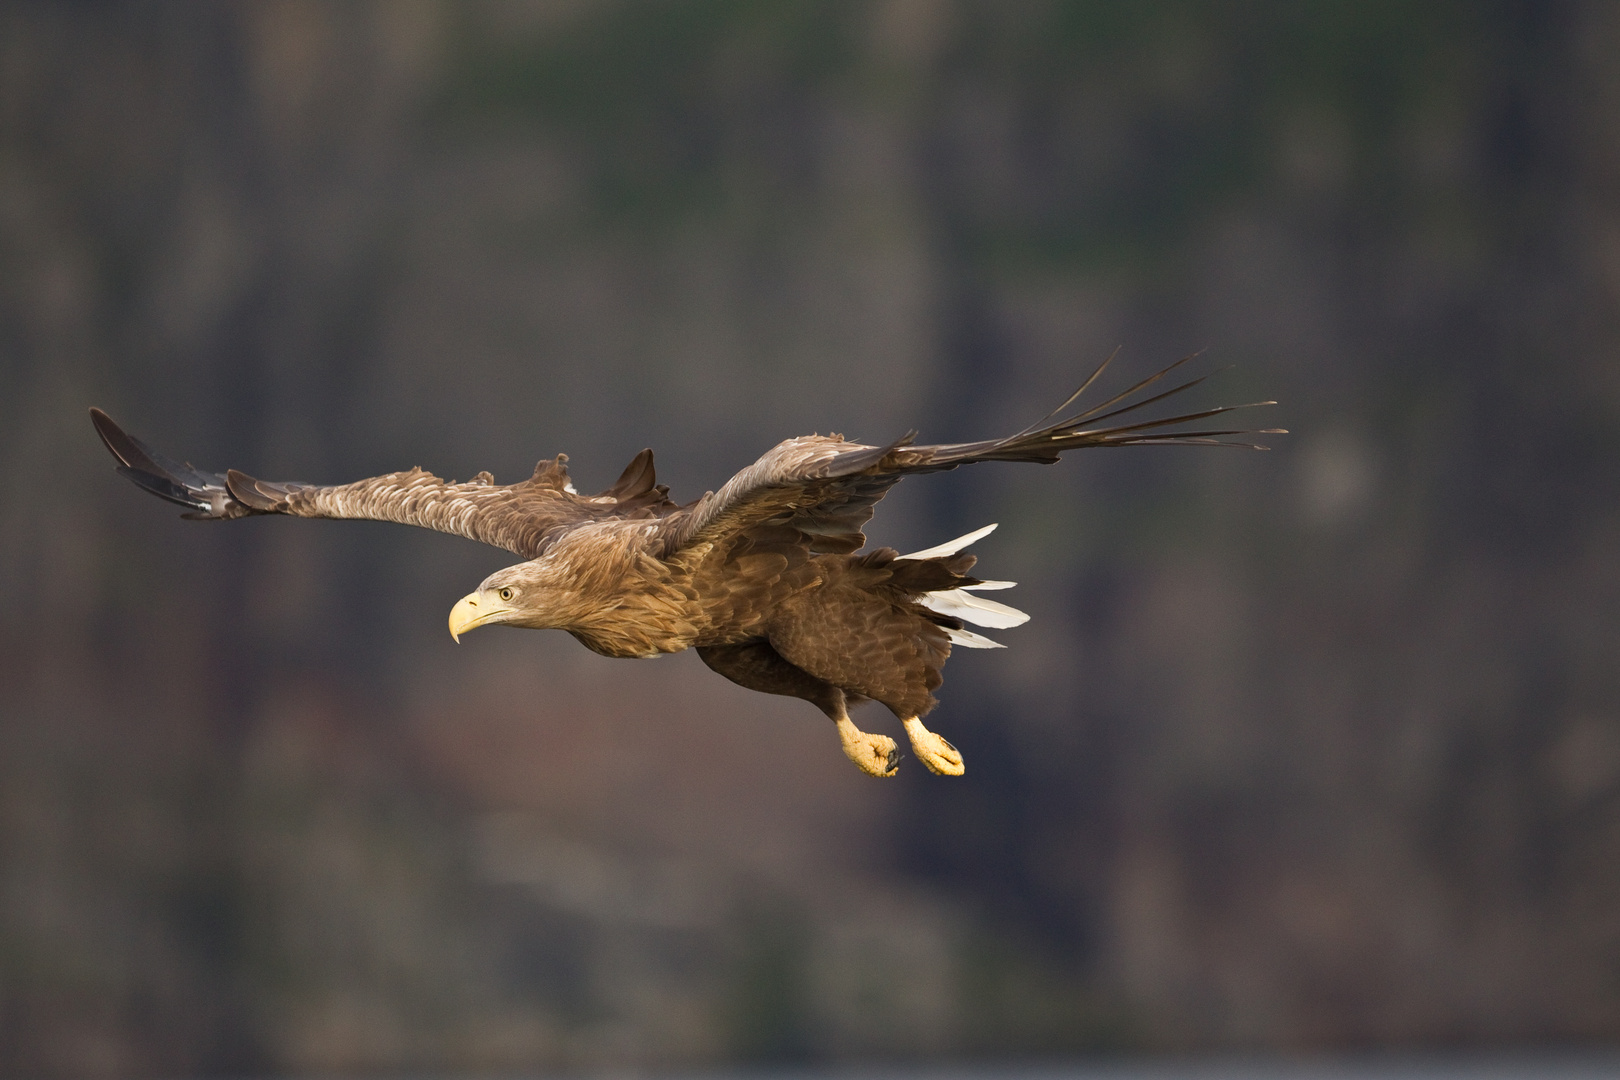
4, 1, 1620, 1075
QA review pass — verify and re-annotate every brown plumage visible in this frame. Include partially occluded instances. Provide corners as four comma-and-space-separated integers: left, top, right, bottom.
91, 353, 1281, 777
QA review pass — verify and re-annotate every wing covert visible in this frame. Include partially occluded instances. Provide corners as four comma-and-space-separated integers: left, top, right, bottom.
656, 434, 906, 562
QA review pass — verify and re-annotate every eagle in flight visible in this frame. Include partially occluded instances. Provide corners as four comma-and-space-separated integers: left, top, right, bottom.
92, 355, 1279, 778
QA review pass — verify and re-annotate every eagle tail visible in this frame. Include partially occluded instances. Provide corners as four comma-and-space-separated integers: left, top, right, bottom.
943, 626, 1006, 649
918, 587, 1029, 629
891, 522, 1030, 647
896, 523, 998, 561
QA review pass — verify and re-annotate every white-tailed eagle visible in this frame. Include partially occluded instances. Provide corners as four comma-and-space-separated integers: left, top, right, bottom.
92, 354, 1279, 777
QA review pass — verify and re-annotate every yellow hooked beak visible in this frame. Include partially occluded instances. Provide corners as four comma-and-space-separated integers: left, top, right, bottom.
448, 589, 513, 642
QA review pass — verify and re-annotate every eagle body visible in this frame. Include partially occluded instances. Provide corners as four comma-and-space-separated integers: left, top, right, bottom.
93, 357, 1279, 777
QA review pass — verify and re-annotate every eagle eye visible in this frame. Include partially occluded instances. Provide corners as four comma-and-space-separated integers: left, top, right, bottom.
498, 587, 515, 602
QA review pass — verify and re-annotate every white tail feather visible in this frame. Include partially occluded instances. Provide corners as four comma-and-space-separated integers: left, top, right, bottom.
945, 626, 1005, 649
918, 589, 1030, 628
901, 523, 1026, 646
897, 523, 998, 561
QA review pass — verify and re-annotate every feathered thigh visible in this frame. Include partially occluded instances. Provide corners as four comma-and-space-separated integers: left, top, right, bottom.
762, 577, 951, 720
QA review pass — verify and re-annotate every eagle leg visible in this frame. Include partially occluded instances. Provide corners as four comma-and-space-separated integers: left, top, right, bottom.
697, 640, 899, 777
836, 714, 901, 779
901, 716, 964, 776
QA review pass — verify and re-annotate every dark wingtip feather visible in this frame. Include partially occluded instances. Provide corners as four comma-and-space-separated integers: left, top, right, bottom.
925, 359, 1285, 465
92, 409, 224, 510
114, 463, 211, 509
89, 407, 121, 457
90, 407, 148, 471
1067, 351, 1204, 425
1015, 347, 1121, 436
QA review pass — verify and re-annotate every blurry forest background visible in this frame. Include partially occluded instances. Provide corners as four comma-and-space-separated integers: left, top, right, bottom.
4, 1, 1620, 1075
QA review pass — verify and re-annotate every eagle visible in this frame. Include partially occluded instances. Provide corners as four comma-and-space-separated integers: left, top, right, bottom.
91, 354, 1279, 778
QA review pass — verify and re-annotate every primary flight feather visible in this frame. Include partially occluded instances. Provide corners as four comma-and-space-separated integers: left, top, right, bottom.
92, 353, 1281, 777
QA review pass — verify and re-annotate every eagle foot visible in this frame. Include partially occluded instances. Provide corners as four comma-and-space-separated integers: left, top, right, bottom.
902, 716, 964, 776
836, 716, 900, 778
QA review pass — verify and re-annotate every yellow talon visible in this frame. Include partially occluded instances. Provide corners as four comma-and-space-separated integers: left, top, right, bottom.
902, 716, 964, 776
836, 716, 900, 777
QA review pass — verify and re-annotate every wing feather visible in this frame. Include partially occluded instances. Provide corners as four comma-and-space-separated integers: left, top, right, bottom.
90, 409, 678, 559
657, 355, 1283, 561
94, 355, 1279, 565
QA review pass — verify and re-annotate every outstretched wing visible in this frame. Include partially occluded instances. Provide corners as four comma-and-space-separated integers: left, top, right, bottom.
90, 408, 678, 560
658, 353, 1284, 562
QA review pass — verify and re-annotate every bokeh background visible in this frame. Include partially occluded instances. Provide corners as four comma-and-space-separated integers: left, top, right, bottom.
4, 1, 1620, 1075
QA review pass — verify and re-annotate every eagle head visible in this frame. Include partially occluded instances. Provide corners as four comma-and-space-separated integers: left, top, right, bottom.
447, 563, 555, 641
